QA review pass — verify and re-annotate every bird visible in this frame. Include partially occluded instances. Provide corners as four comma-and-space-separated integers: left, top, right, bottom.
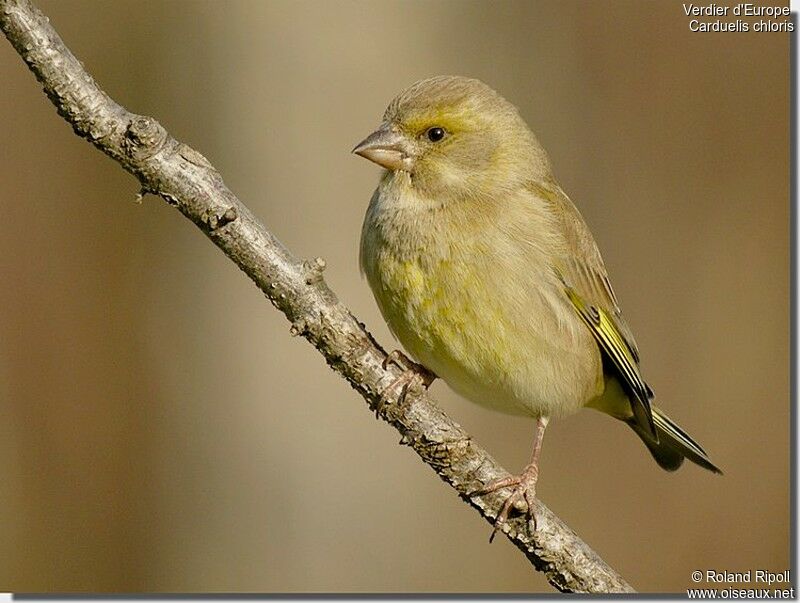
352, 75, 721, 536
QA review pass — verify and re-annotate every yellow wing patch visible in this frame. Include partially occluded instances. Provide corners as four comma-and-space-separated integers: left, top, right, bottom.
566, 287, 657, 438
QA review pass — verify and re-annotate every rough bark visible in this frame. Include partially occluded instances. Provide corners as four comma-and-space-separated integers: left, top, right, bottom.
0, 0, 634, 593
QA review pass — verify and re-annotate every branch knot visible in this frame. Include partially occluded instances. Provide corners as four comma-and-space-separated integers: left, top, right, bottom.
205, 206, 238, 231
303, 257, 327, 284
123, 115, 167, 161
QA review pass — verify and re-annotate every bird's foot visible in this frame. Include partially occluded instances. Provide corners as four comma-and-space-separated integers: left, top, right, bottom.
375, 350, 436, 417
382, 350, 437, 386
474, 463, 540, 543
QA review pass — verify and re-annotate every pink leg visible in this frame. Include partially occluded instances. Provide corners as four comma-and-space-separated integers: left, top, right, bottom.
474, 416, 549, 542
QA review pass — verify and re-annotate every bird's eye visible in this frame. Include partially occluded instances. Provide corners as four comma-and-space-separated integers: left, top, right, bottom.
425, 127, 446, 142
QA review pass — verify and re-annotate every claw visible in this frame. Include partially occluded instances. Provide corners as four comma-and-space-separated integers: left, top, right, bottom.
382, 350, 436, 386
382, 349, 404, 371
475, 416, 549, 542
523, 489, 538, 533
472, 476, 521, 496
490, 483, 537, 542
482, 477, 535, 544
376, 369, 427, 418
375, 350, 437, 417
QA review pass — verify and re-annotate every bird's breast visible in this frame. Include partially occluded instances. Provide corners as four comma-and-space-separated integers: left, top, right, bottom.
360, 192, 603, 418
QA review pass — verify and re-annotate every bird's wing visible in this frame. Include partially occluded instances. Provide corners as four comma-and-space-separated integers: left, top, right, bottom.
529, 180, 657, 438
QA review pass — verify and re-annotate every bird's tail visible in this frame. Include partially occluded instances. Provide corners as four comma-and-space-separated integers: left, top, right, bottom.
629, 406, 722, 474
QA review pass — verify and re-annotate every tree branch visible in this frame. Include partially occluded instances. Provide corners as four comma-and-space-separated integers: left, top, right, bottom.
0, 0, 634, 593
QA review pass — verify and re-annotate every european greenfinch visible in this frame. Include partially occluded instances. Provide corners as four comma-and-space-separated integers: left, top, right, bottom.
353, 75, 720, 534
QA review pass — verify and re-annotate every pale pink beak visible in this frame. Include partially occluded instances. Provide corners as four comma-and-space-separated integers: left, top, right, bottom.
353, 126, 415, 172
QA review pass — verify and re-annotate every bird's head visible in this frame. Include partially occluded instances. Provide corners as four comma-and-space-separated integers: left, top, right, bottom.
353, 76, 551, 201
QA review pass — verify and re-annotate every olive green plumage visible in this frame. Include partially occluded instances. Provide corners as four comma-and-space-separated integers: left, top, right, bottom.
354, 75, 721, 476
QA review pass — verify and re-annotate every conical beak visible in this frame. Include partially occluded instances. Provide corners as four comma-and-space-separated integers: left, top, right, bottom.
352, 126, 414, 172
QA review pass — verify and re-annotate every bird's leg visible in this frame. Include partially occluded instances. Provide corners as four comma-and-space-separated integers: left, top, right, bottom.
473, 416, 549, 542
375, 350, 437, 417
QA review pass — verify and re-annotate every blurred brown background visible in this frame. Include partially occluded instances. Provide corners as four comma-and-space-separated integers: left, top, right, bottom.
0, 0, 789, 593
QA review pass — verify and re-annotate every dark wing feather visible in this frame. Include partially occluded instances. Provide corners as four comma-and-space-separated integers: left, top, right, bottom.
530, 181, 657, 438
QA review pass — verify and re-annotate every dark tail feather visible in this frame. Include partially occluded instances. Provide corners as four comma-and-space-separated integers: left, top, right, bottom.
629, 406, 723, 474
